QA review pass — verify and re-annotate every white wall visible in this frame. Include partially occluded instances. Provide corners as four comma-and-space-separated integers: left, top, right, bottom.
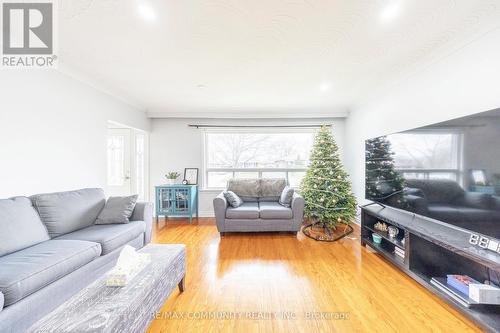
462, 115, 500, 187
150, 118, 346, 217
0, 70, 150, 198
345, 26, 500, 204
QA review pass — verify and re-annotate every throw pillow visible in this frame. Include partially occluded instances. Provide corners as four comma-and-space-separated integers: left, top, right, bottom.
0, 197, 50, 257
95, 195, 138, 224
279, 186, 294, 208
223, 191, 243, 208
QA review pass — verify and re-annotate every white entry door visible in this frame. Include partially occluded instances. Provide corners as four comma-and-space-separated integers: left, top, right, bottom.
107, 128, 132, 196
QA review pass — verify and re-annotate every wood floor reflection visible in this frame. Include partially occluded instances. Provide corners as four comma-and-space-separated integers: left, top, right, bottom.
146, 218, 481, 333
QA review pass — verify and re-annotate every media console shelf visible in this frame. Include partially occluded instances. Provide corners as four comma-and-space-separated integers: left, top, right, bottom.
361, 205, 500, 333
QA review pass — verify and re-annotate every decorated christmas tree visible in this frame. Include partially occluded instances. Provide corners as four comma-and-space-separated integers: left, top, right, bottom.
365, 136, 406, 201
301, 126, 357, 233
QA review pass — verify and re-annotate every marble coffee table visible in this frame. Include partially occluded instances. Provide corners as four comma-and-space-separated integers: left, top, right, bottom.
28, 244, 186, 333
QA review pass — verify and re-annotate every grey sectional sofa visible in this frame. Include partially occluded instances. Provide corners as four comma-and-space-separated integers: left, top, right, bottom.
0, 188, 153, 333
403, 179, 500, 238
213, 179, 305, 234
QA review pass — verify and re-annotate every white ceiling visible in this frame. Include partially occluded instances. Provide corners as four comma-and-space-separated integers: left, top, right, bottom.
58, 0, 500, 118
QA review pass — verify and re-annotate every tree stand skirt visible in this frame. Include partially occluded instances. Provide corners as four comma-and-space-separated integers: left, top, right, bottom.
302, 223, 354, 242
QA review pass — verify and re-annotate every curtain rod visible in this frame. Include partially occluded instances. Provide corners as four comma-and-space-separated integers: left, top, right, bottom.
188, 124, 331, 129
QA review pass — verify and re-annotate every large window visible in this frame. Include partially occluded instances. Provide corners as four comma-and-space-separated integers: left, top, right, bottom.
389, 131, 462, 181
203, 129, 315, 188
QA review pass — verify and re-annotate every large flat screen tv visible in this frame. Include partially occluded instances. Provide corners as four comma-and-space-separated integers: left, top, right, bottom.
365, 108, 500, 240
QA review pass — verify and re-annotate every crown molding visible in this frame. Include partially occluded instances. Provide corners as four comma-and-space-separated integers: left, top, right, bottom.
147, 109, 349, 119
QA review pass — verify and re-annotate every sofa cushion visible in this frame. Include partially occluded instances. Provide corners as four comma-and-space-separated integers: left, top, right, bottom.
259, 201, 293, 219
427, 205, 462, 222
227, 179, 260, 197
31, 188, 106, 238
55, 221, 146, 255
456, 207, 500, 221
0, 197, 49, 256
0, 240, 101, 306
261, 178, 287, 197
458, 192, 493, 210
226, 202, 259, 219
95, 195, 138, 224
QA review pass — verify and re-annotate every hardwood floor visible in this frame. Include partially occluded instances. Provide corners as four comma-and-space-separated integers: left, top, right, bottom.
147, 218, 482, 333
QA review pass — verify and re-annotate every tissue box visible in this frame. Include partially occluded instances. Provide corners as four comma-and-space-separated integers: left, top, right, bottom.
106, 274, 129, 287
105, 245, 151, 287
469, 284, 500, 304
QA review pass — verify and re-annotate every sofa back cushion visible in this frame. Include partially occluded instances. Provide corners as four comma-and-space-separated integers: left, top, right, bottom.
227, 179, 260, 197
31, 188, 106, 238
0, 197, 49, 256
404, 179, 464, 204
227, 178, 287, 199
260, 178, 287, 197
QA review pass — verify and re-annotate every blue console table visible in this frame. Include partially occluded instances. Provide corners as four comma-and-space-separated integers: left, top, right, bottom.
155, 185, 198, 223
470, 185, 500, 195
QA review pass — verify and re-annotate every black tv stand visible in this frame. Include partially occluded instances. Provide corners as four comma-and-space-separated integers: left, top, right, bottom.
361, 205, 500, 332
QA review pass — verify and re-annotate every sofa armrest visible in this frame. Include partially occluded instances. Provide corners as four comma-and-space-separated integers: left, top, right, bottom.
404, 194, 428, 214
213, 192, 227, 232
291, 192, 305, 229
130, 202, 154, 244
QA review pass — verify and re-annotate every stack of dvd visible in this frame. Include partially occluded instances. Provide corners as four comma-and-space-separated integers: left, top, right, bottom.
430, 277, 479, 308
394, 247, 405, 258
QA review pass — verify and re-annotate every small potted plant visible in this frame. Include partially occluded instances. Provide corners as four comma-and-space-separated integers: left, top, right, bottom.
165, 171, 180, 185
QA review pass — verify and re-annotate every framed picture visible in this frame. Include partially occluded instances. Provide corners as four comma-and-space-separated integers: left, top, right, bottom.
470, 169, 487, 186
184, 168, 199, 185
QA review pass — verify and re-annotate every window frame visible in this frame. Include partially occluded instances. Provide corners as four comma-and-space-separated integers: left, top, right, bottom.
390, 128, 464, 184
201, 127, 316, 190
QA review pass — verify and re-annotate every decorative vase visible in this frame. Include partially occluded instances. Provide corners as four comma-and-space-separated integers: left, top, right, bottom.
372, 233, 382, 244
388, 226, 399, 238
165, 179, 176, 185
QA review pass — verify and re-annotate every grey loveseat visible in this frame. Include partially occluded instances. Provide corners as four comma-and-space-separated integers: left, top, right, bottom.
0, 188, 153, 333
213, 179, 305, 234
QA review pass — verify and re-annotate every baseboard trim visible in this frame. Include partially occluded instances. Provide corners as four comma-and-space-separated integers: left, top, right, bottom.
156, 211, 214, 218
198, 211, 215, 217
